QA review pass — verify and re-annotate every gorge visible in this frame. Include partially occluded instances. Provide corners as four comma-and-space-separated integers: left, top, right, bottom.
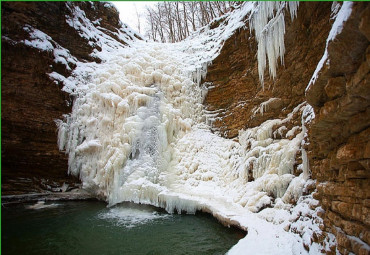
2, 1, 369, 254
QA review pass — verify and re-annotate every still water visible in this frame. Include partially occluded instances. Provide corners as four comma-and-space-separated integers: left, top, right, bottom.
2, 201, 244, 255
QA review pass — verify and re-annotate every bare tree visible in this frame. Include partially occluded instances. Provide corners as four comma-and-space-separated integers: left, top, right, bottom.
144, 1, 237, 43
134, 4, 141, 34
182, 2, 190, 38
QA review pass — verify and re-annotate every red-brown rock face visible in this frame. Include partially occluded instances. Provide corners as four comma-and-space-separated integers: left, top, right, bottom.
1, 2, 139, 194
306, 3, 370, 254
204, 2, 369, 253
204, 2, 333, 138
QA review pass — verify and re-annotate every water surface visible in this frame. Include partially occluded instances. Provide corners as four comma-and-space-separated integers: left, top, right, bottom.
2, 201, 244, 255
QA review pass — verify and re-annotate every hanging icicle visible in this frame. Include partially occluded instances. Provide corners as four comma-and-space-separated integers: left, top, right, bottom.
250, 1, 299, 88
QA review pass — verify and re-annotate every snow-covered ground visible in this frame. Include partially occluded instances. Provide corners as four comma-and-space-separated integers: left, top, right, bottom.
16, 1, 357, 254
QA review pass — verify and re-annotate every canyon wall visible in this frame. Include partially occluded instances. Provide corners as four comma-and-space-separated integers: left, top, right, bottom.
204, 2, 332, 138
1, 2, 139, 194
306, 3, 369, 254
204, 2, 369, 254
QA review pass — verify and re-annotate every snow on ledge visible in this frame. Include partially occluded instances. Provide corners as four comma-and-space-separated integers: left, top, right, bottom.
306, 2, 353, 92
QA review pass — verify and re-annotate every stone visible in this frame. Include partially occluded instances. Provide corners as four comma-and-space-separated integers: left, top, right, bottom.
365, 141, 370, 159
308, 3, 370, 250
331, 201, 354, 220
336, 143, 364, 163
2, 2, 369, 254
362, 206, 370, 226
337, 230, 352, 250
351, 237, 370, 255
348, 108, 370, 135
347, 61, 370, 100
325, 77, 346, 100
359, 5, 370, 41
359, 159, 370, 170
341, 218, 366, 238
363, 230, 370, 246
358, 246, 370, 255
318, 100, 339, 119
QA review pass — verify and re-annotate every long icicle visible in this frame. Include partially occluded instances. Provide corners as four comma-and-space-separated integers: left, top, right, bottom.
250, 1, 299, 88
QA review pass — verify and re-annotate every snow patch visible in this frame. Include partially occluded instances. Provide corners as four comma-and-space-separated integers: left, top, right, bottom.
306, 2, 353, 92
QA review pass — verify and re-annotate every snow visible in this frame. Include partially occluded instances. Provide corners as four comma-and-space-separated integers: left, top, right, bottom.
15, 4, 142, 96
75, 139, 102, 153
23, 25, 54, 51
64, 3, 140, 60
306, 2, 353, 92
254, 97, 281, 116
302, 104, 315, 124
21, 25, 78, 71
26, 201, 60, 210
103, 2, 115, 9
57, 39, 325, 250
178, 2, 255, 78
13, 1, 345, 253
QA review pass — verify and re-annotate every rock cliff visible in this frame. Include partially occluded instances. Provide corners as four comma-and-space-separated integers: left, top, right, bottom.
204, 2, 369, 254
204, 2, 332, 138
306, 3, 369, 254
1, 1, 140, 194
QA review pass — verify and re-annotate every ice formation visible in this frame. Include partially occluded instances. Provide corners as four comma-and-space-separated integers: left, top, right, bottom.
249, 1, 299, 87
26, 2, 346, 254
56, 42, 205, 206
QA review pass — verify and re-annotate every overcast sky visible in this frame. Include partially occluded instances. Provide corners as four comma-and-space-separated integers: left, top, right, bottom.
112, 1, 158, 36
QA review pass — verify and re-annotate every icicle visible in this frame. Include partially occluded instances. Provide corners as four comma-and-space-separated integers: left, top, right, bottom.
250, 2, 299, 87
288, 1, 299, 21
301, 104, 315, 181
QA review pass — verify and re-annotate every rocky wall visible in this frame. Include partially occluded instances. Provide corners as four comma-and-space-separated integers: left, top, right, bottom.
1, 2, 135, 194
204, 2, 333, 139
204, 2, 369, 253
306, 3, 370, 254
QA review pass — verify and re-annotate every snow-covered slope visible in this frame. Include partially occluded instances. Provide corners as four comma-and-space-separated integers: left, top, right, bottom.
53, 2, 352, 254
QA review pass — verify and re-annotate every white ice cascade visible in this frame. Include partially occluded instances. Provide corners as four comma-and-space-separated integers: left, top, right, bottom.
250, 1, 299, 87
56, 43, 205, 205
108, 90, 165, 205
55, 2, 261, 208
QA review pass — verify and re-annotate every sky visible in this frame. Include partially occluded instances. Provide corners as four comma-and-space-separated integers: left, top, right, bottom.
112, 1, 158, 36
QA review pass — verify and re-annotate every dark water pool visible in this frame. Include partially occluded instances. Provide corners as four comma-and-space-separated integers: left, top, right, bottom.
2, 201, 244, 255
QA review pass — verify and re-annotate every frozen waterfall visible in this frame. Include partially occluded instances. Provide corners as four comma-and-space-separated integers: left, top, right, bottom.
54, 2, 330, 254
108, 90, 165, 205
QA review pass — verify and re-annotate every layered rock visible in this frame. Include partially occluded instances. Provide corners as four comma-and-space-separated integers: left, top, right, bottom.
1, 2, 139, 194
204, 2, 369, 253
205, 3, 370, 254
306, 3, 370, 254
204, 2, 333, 139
